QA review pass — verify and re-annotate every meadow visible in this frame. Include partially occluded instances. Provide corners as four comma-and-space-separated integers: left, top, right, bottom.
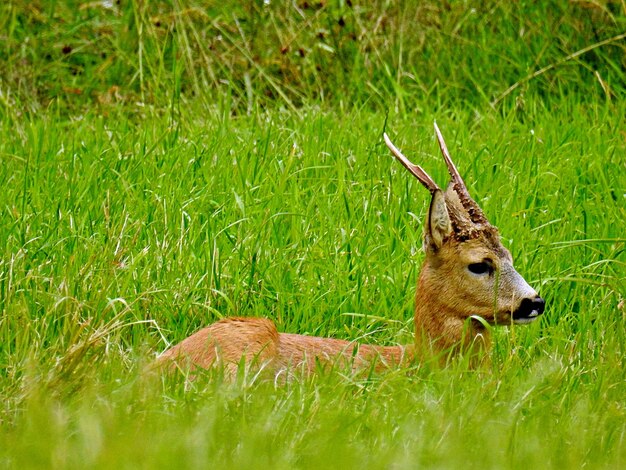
1, 1, 625, 468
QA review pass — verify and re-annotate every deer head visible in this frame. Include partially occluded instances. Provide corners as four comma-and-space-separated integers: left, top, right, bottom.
384, 124, 544, 353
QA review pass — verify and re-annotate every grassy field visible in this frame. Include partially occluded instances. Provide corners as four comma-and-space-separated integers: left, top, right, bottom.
1, 1, 626, 468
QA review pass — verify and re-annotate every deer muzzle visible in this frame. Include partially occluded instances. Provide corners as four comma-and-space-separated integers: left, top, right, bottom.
512, 296, 545, 324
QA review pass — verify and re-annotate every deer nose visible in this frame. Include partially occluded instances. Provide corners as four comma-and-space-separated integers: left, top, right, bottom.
512, 296, 545, 323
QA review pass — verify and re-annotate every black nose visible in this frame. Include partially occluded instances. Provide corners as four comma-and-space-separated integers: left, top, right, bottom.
513, 296, 545, 321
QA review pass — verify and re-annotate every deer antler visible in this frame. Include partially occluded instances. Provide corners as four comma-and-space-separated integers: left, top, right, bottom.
433, 123, 489, 226
434, 122, 467, 190
383, 133, 439, 193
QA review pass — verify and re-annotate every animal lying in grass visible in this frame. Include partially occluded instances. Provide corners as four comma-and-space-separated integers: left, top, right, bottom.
156, 124, 545, 375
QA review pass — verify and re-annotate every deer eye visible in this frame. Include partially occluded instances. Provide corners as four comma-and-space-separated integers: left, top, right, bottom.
468, 261, 493, 275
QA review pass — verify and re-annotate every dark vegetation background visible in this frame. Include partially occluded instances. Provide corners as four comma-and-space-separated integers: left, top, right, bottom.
2, 0, 625, 116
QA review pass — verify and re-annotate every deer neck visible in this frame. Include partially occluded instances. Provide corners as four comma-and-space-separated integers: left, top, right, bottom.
413, 263, 490, 356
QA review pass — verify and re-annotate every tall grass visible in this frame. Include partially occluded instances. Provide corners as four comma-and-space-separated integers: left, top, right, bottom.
1, 1, 625, 468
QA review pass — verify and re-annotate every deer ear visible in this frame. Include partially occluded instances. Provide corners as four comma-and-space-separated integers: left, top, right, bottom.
426, 190, 452, 250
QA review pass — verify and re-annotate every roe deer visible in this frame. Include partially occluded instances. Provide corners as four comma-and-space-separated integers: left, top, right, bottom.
156, 123, 545, 375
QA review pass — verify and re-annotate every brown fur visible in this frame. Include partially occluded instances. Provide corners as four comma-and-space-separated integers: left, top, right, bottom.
158, 317, 410, 375
156, 126, 543, 377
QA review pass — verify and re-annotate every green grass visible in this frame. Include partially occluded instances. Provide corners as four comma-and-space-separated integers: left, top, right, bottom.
1, 1, 626, 469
